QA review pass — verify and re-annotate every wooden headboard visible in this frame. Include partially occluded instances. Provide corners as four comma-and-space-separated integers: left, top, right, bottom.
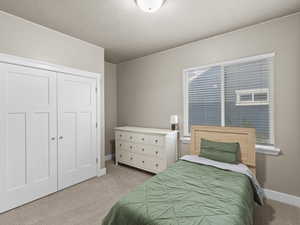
190, 126, 256, 174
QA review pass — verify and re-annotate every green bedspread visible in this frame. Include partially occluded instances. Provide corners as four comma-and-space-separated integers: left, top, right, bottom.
102, 160, 255, 225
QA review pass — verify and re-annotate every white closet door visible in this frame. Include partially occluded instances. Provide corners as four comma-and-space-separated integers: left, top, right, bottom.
57, 74, 97, 190
0, 63, 57, 213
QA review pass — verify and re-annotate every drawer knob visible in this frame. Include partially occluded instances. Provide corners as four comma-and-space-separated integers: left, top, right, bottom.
142, 148, 144, 151
130, 157, 133, 160
120, 134, 122, 137
142, 138, 144, 141
155, 163, 159, 167
142, 161, 145, 163
120, 144, 122, 147
130, 136, 133, 139
155, 140, 158, 143
120, 154, 122, 158
130, 146, 132, 149
155, 151, 158, 155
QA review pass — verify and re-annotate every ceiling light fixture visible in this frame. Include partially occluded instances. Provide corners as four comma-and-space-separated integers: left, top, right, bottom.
136, 0, 166, 13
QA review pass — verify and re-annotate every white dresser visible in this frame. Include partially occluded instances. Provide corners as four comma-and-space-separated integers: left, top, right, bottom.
115, 126, 178, 174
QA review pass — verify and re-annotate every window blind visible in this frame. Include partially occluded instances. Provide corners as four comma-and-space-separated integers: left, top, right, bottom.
185, 55, 274, 145
188, 66, 222, 132
224, 58, 273, 145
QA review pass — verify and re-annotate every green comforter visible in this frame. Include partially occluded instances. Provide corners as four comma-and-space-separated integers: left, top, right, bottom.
102, 160, 255, 225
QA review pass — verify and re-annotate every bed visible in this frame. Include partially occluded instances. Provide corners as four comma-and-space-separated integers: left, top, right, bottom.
102, 126, 262, 225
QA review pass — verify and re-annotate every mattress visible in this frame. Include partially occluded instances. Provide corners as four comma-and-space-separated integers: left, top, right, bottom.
102, 160, 258, 225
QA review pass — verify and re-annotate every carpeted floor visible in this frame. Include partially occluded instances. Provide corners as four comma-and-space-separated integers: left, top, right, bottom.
0, 161, 299, 225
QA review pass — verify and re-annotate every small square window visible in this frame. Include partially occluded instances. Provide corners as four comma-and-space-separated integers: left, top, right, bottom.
235, 88, 269, 106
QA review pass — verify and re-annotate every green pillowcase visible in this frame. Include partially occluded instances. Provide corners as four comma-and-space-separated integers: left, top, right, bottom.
200, 138, 240, 164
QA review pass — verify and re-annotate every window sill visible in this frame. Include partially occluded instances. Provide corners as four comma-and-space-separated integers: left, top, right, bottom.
180, 137, 281, 156
180, 136, 192, 144
255, 144, 280, 155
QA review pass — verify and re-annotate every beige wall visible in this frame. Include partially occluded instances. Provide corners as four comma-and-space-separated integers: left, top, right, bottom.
0, 11, 106, 167
105, 62, 117, 157
117, 13, 300, 196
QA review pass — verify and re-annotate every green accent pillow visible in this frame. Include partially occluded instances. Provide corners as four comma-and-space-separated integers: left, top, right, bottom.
200, 138, 240, 164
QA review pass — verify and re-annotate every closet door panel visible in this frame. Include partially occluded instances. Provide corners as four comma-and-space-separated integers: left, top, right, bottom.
29, 112, 51, 182
77, 112, 93, 167
62, 112, 77, 173
6, 71, 50, 106
6, 113, 27, 190
57, 74, 97, 190
0, 63, 57, 213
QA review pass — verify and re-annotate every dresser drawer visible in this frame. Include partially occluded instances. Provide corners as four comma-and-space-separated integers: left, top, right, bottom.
134, 144, 147, 155
148, 135, 164, 146
135, 134, 147, 144
135, 144, 163, 158
116, 140, 125, 149
116, 131, 137, 143
127, 143, 136, 151
148, 145, 163, 158
116, 141, 136, 152
117, 150, 134, 165
125, 133, 136, 142
133, 154, 166, 173
117, 150, 129, 163
116, 131, 127, 140
148, 159, 166, 173
133, 154, 148, 169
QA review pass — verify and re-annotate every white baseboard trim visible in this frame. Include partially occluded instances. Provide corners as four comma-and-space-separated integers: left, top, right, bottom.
105, 154, 114, 161
264, 189, 300, 208
97, 168, 106, 177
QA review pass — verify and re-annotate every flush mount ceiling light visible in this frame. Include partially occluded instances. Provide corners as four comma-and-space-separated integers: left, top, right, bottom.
136, 0, 166, 13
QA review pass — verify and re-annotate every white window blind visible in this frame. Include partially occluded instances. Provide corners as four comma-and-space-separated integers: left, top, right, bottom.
224, 58, 273, 145
184, 54, 274, 145
188, 66, 222, 130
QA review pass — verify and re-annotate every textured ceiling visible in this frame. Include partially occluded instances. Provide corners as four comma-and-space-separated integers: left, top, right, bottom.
0, 0, 299, 63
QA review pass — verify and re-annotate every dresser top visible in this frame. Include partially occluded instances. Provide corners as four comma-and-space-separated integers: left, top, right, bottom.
114, 126, 178, 135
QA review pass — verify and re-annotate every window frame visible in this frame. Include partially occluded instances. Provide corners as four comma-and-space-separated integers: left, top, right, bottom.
183, 53, 275, 147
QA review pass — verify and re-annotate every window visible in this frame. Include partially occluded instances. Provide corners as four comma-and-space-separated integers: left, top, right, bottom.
183, 54, 274, 145
235, 89, 269, 106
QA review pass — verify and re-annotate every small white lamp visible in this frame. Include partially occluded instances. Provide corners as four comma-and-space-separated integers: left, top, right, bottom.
170, 115, 179, 131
